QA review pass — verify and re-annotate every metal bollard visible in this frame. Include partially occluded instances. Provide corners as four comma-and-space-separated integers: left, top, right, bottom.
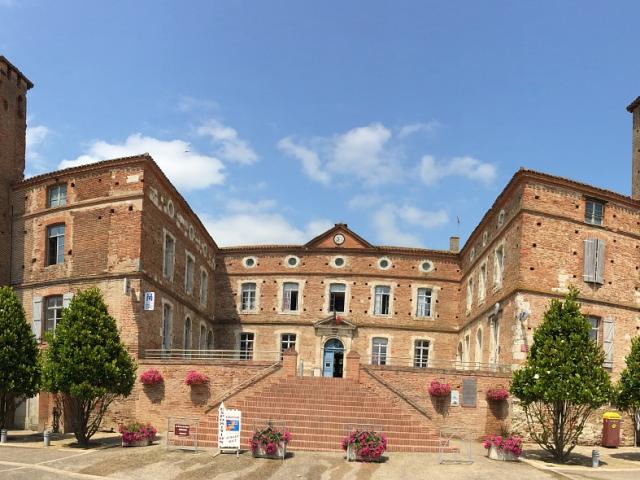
0, 429, 7, 443
592, 449, 600, 468
43, 431, 51, 447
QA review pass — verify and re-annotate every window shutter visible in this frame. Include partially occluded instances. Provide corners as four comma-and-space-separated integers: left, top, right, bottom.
374, 290, 382, 314
32, 297, 43, 342
603, 316, 615, 368
595, 239, 605, 284
62, 292, 74, 308
583, 239, 596, 282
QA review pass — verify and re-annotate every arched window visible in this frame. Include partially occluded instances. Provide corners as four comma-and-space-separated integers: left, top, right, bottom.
183, 317, 191, 355
475, 328, 483, 367
206, 330, 214, 350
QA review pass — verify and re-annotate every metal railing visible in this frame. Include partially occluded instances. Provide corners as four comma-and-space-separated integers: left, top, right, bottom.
142, 348, 282, 362
366, 356, 512, 373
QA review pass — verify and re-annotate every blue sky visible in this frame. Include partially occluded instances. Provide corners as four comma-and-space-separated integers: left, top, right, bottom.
2, 1, 639, 249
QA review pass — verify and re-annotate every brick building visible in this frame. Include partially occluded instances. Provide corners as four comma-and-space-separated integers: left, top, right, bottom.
2, 56, 639, 446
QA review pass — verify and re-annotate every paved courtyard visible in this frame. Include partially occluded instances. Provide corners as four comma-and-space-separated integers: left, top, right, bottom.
0, 432, 638, 479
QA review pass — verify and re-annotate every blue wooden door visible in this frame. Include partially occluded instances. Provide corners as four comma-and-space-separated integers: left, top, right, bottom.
322, 349, 334, 377
323, 339, 344, 377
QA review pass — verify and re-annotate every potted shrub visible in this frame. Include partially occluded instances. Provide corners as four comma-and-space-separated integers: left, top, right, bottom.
341, 429, 387, 462
139, 368, 163, 386
486, 386, 510, 402
483, 434, 522, 461
184, 370, 209, 386
428, 379, 452, 397
249, 425, 291, 459
119, 422, 157, 447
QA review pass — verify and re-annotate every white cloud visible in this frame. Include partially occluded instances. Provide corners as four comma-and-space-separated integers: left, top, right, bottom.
25, 124, 50, 162
371, 203, 449, 247
418, 155, 497, 186
177, 96, 218, 112
197, 119, 258, 165
59, 133, 225, 191
201, 213, 332, 246
226, 198, 277, 213
277, 137, 330, 185
397, 121, 441, 139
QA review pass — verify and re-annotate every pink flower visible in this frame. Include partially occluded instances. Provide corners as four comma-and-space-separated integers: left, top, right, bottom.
139, 368, 163, 385
184, 370, 209, 386
428, 379, 452, 397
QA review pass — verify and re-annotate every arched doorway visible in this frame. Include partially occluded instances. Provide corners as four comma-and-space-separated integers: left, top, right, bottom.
323, 338, 344, 378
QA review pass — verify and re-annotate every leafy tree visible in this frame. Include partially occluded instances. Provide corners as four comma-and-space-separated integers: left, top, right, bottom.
615, 336, 640, 443
41, 288, 136, 446
0, 287, 40, 429
511, 287, 612, 463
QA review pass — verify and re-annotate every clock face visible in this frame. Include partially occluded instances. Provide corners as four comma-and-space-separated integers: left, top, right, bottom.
333, 234, 345, 245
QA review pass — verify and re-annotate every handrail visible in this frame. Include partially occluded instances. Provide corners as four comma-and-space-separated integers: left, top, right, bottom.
362, 365, 432, 420
367, 356, 512, 373
204, 361, 282, 414
142, 348, 281, 362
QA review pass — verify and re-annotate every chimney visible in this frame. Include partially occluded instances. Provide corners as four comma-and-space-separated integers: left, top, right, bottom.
627, 96, 640, 199
449, 236, 460, 253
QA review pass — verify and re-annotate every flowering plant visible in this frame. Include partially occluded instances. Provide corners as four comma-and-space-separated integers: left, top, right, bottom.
119, 422, 157, 444
139, 368, 163, 385
184, 370, 209, 386
486, 386, 509, 401
428, 379, 452, 397
483, 434, 523, 457
341, 430, 387, 461
249, 426, 292, 455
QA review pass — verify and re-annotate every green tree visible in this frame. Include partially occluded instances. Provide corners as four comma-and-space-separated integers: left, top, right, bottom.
615, 336, 640, 443
511, 287, 612, 463
0, 287, 40, 429
41, 288, 136, 446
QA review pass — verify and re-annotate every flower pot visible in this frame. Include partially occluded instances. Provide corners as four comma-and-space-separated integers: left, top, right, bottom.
346, 443, 384, 463
122, 438, 152, 447
488, 444, 518, 462
252, 442, 286, 459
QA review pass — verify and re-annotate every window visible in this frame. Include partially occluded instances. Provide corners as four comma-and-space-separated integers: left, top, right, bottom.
280, 333, 297, 356
332, 257, 345, 268
329, 283, 346, 313
482, 231, 488, 247
478, 261, 487, 302
373, 286, 391, 315
285, 256, 299, 267
282, 282, 299, 312
206, 330, 214, 350
416, 288, 432, 318
583, 238, 605, 284
46, 224, 65, 265
45, 296, 63, 332
493, 246, 505, 288
200, 269, 208, 306
419, 260, 433, 273
585, 199, 604, 226
470, 247, 476, 262
199, 324, 206, 350
371, 337, 388, 365
414, 340, 430, 368
378, 258, 391, 270
47, 184, 67, 208
587, 316, 600, 342
163, 232, 175, 280
466, 278, 474, 311
240, 332, 254, 360
240, 283, 257, 312
183, 317, 192, 352
243, 257, 256, 268
497, 209, 505, 227
162, 302, 172, 350
475, 329, 483, 365
185, 253, 195, 294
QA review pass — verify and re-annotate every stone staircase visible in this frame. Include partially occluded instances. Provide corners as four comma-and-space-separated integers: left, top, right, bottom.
192, 376, 457, 453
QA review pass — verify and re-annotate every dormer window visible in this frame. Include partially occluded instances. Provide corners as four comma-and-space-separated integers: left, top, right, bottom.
48, 184, 67, 208
585, 199, 604, 226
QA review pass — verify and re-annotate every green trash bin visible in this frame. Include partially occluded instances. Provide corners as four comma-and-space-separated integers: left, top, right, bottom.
602, 412, 622, 448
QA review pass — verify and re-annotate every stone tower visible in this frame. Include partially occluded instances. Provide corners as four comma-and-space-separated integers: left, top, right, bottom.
0, 56, 33, 285
628, 96, 640, 200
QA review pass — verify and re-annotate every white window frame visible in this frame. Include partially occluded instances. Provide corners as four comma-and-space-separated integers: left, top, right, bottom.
199, 267, 208, 307
478, 259, 487, 304
415, 288, 432, 318
371, 337, 389, 365
282, 282, 300, 313
46, 224, 65, 266
280, 333, 297, 357
185, 251, 195, 295
475, 327, 483, 367
330, 256, 347, 269
325, 281, 349, 314
162, 229, 176, 281
276, 279, 304, 314
493, 244, 505, 290
587, 315, 600, 343
239, 332, 255, 360
284, 255, 300, 268
377, 257, 392, 270
47, 184, 67, 208
44, 295, 63, 333
239, 282, 258, 313
585, 198, 604, 226
372, 284, 392, 316
411, 284, 439, 319
413, 339, 431, 368
466, 277, 474, 313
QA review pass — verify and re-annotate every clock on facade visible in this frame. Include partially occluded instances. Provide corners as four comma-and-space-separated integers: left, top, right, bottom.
333, 233, 345, 245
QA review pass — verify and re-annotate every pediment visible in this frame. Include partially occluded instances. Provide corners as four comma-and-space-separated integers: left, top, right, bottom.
313, 314, 356, 330
305, 223, 372, 249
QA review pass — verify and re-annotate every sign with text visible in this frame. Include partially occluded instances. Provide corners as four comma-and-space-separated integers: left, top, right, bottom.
143, 292, 155, 311
218, 402, 241, 450
174, 424, 190, 437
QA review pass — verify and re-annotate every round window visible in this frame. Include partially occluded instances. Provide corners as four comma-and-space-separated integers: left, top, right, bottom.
333, 257, 345, 267
378, 258, 391, 270
286, 256, 299, 267
419, 260, 433, 272
243, 257, 256, 268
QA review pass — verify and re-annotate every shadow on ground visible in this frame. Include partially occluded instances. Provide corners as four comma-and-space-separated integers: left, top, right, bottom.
522, 448, 608, 467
